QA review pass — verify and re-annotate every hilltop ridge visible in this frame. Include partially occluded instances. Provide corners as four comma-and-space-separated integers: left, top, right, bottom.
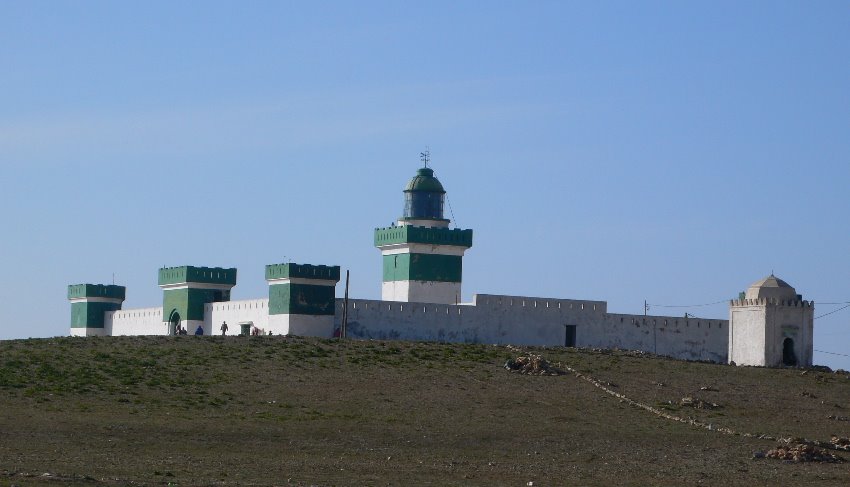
1, 336, 848, 486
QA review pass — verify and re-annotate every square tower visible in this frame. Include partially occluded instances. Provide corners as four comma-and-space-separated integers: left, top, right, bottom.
68, 284, 126, 336
265, 263, 340, 336
159, 266, 237, 335
728, 275, 814, 367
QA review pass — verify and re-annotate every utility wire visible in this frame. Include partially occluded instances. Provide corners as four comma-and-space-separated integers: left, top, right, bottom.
815, 303, 850, 320
814, 349, 850, 358
647, 300, 727, 308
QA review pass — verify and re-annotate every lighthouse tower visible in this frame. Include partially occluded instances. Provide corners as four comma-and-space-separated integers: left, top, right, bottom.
374, 161, 473, 304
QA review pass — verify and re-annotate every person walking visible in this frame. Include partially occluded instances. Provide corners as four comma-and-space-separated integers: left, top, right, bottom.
220, 321, 228, 336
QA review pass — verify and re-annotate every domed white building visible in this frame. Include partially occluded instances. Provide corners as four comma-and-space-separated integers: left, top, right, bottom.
728, 274, 814, 366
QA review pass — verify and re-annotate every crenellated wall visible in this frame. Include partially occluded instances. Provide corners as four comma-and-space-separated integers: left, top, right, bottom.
96, 293, 729, 362
335, 294, 607, 346
597, 314, 728, 362
205, 299, 270, 336
332, 293, 728, 361
730, 298, 814, 308
107, 307, 164, 336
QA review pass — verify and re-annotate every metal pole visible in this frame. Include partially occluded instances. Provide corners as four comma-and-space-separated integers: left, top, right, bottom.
341, 270, 350, 338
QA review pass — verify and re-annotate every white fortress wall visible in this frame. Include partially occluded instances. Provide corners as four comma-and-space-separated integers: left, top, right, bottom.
335, 294, 608, 346
205, 299, 270, 336
600, 314, 728, 362
107, 307, 165, 336
333, 292, 728, 362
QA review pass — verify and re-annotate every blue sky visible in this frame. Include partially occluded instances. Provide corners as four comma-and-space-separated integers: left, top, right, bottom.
2, 1, 849, 369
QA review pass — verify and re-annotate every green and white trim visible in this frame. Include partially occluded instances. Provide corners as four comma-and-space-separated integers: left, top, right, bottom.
68, 284, 126, 336
266, 263, 340, 336
159, 266, 237, 335
375, 227, 473, 304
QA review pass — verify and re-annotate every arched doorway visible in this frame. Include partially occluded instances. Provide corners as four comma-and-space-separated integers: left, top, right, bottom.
782, 337, 797, 366
168, 310, 180, 336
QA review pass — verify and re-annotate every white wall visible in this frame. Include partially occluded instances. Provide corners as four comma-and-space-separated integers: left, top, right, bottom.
205, 299, 270, 336
100, 293, 730, 363
729, 303, 767, 366
335, 293, 728, 362
336, 293, 607, 346
381, 280, 461, 305
107, 307, 165, 336
766, 302, 814, 367
602, 314, 728, 362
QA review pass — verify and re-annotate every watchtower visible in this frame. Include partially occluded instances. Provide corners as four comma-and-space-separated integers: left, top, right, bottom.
728, 274, 814, 367
265, 263, 340, 336
375, 164, 473, 304
158, 266, 236, 335
68, 284, 126, 336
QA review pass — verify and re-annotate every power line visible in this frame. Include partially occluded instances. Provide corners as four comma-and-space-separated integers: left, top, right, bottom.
815, 303, 850, 320
815, 349, 850, 358
647, 300, 727, 308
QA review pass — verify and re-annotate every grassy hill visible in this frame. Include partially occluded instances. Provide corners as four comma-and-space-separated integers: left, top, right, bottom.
1, 336, 849, 486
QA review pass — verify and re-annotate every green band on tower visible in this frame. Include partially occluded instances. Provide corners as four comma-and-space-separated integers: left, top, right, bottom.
268, 283, 336, 315
265, 263, 340, 316
382, 253, 463, 282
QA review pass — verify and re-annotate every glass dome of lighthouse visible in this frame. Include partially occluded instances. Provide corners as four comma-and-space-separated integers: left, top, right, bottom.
400, 153, 449, 228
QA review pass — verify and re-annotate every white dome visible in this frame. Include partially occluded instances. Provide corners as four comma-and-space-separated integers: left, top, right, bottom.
744, 274, 798, 301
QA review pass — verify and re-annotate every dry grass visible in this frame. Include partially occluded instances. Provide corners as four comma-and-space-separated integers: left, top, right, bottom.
1, 336, 849, 486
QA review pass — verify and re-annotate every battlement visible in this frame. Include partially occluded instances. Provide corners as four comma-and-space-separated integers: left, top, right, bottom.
158, 266, 237, 286
730, 298, 814, 308
374, 225, 473, 248
265, 263, 341, 282
67, 284, 126, 301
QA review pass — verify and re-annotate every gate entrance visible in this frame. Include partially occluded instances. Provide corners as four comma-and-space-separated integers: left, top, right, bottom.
168, 310, 180, 336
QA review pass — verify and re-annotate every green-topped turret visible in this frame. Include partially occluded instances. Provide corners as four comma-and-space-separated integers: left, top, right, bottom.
265, 262, 341, 337
376, 156, 473, 304
158, 265, 237, 335
68, 283, 126, 336
68, 284, 126, 301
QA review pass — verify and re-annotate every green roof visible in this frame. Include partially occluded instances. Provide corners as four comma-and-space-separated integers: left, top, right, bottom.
404, 167, 445, 193
374, 225, 473, 248
158, 266, 237, 286
67, 284, 126, 300
265, 263, 341, 281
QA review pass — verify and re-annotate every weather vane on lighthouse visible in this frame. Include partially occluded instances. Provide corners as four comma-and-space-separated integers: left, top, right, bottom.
420, 147, 430, 168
